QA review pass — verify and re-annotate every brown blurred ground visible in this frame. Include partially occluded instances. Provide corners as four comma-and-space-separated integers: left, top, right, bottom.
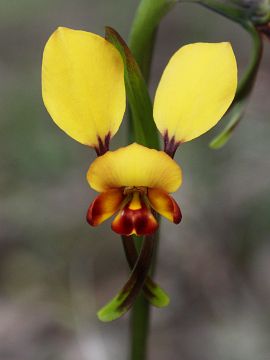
0, 1, 270, 359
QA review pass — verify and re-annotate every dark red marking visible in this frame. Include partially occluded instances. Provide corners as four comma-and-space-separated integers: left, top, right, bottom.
171, 196, 182, 224
163, 130, 181, 158
94, 132, 111, 156
112, 195, 158, 236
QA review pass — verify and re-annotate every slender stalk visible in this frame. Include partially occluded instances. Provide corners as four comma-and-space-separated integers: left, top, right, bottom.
129, 0, 177, 82
236, 23, 263, 100
128, 1, 177, 358
128, 233, 159, 360
130, 287, 151, 360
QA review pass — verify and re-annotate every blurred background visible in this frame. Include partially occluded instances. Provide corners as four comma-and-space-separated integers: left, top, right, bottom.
0, 0, 270, 359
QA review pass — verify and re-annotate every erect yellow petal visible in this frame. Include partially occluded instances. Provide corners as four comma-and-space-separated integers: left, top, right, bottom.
153, 42, 237, 143
42, 27, 125, 148
87, 143, 182, 193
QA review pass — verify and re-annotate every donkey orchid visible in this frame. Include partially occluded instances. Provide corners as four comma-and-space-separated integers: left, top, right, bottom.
42, 26, 237, 321
42, 27, 237, 237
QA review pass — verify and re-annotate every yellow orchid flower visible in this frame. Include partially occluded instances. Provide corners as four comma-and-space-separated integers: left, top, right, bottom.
42, 27, 237, 236
86, 143, 182, 235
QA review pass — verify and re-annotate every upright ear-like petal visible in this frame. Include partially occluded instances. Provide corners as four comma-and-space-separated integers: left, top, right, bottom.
42, 27, 125, 150
153, 42, 237, 144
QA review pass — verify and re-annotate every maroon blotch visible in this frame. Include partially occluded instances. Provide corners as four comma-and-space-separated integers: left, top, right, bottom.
94, 132, 111, 156
163, 130, 181, 158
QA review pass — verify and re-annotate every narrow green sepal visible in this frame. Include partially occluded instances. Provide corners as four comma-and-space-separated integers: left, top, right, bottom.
121, 235, 170, 307
209, 100, 246, 149
97, 235, 155, 322
144, 278, 170, 307
105, 26, 159, 150
97, 291, 130, 322
97, 276, 170, 322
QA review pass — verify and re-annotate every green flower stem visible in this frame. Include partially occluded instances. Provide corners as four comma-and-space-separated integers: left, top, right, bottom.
129, 0, 177, 82
236, 23, 263, 100
128, 233, 159, 360
128, 2, 177, 358
130, 287, 150, 360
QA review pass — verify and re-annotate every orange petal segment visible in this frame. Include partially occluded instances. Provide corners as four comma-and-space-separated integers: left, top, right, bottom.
87, 143, 182, 193
111, 193, 158, 236
87, 189, 124, 226
148, 188, 182, 224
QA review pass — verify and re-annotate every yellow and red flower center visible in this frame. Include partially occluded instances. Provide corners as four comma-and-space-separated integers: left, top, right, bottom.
111, 188, 158, 236
87, 186, 182, 236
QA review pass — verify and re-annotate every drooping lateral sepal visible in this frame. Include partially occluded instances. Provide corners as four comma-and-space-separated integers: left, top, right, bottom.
97, 234, 155, 322
87, 189, 125, 226
122, 236, 170, 307
148, 188, 182, 224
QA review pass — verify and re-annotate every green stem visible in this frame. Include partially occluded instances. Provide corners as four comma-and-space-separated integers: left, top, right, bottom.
236, 23, 263, 100
130, 289, 150, 360
129, 0, 177, 82
128, 2, 176, 358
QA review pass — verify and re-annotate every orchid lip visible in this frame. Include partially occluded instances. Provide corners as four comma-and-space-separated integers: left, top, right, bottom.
87, 185, 182, 235
111, 191, 158, 236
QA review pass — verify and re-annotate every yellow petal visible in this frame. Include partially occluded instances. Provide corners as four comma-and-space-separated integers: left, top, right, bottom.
87, 143, 182, 193
153, 42, 237, 142
42, 27, 125, 147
